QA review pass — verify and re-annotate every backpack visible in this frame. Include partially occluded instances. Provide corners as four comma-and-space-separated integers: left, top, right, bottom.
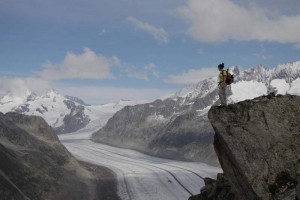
225, 69, 234, 85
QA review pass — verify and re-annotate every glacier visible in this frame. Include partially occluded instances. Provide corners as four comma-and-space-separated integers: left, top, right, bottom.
59, 130, 221, 200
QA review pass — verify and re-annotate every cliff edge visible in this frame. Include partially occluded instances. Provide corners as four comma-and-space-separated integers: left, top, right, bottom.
207, 95, 300, 200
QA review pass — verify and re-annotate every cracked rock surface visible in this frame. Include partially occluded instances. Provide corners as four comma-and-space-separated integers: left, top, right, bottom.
208, 95, 300, 200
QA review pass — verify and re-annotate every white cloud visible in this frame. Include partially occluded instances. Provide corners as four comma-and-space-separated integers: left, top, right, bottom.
35, 48, 117, 80
128, 16, 169, 43
0, 77, 51, 97
177, 0, 300, 44
144, 63, 160, 78
128, 73, 149, 81
125, 63, 160, 81
165, 67, 218, 85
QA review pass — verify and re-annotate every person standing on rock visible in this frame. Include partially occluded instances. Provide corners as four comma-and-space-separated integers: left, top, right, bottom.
218, 63, 227, 106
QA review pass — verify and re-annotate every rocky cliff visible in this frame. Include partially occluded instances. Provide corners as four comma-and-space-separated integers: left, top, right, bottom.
206, 95, 300, 200
0, 112, 117, 200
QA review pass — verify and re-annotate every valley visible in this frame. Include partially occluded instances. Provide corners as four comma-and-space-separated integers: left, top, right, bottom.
59, 131, 221, 200
0, 61, 299, 199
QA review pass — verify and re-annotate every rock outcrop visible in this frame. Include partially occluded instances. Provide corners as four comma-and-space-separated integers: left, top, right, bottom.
188, 173, 234, 200
207, 95, 300, 200
0, 112, 116, 200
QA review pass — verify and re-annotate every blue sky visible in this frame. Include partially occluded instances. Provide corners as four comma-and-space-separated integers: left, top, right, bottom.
1, 0, 300, 104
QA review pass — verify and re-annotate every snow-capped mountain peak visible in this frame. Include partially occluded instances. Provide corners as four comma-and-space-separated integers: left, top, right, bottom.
173, 61, 300, 106
44, 88, 60, 98
26, 92, 38, 102
0, 89, 138, 134
272, 61, 300, 82
65, 95, 90, 106
173, 77, 218, 100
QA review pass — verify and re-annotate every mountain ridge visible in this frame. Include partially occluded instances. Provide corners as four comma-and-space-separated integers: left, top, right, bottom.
92, 61, 300, 165
0, 61, 299, 165
0, 89, 137, 134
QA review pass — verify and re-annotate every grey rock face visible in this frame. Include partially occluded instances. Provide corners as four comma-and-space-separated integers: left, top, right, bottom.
208, 95, 300, 200
65, 95, 90, 106
0, 112, 95, 200
14, 104, 30, 113
54, 100, 90, 134
26, 92, 37, 102
92, 88, 219, 165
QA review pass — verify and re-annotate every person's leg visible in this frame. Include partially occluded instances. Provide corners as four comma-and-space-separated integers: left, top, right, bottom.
219, 85, 227, 106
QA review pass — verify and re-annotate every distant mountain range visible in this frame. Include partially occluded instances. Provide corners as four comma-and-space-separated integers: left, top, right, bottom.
0, 89, 137, 134
0, 61, 299, 165
92, 61, 300, 166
